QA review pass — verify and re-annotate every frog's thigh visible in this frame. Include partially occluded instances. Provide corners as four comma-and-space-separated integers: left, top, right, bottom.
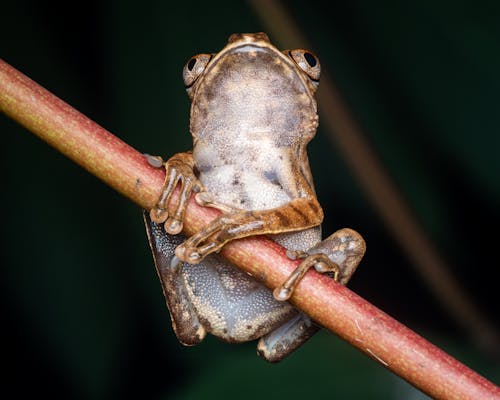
310, 228, 366, 284
144, 212, 206, 346
257, 313, 319, 362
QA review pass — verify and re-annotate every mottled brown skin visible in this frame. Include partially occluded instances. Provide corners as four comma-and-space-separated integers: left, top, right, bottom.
146, 33, 365, 362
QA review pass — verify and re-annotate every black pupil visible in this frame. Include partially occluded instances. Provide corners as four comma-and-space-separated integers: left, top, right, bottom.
304, 52, 316, 67
187, 58, 196, 71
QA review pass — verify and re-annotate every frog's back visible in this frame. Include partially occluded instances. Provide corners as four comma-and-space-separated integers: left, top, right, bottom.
182, 255, 295, 342
182, 226, 320, 342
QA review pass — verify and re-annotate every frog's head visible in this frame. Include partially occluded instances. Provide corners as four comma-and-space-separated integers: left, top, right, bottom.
186, 33, 321, 145
182, 32, 321, 101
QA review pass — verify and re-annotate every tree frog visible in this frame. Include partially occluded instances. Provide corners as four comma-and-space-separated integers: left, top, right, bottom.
144, 33, 365, 362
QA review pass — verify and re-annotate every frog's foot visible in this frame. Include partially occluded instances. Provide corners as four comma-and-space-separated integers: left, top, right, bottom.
273, 252, 340, 301
273, 228, 366, 301
175, 196, 327, 264
194, 191, 241, 214
148, 152, 204, 235
175, 211, 264, 264
257, 313, 319, 363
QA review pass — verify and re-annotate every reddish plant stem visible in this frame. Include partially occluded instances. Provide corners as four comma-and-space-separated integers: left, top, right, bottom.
1, 59, 498, 400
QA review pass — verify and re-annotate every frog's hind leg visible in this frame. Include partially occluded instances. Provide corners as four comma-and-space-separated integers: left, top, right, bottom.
274, 228, 366, 301
259, 229, 365, 362
257, 313, 319, 363
144, 211, 206, 346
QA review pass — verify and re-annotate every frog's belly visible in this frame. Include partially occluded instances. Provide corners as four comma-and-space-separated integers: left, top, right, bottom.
203, 170, 291, 210
181, 228, 320, 343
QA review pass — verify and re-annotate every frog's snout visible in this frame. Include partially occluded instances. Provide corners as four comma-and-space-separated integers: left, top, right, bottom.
227, 32, 270, 45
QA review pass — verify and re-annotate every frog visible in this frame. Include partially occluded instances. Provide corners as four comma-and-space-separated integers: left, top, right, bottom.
144, 32, 366, 362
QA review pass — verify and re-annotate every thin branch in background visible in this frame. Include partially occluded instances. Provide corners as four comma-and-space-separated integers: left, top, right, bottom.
1, 57, 499, 400
248, 0, 499, 354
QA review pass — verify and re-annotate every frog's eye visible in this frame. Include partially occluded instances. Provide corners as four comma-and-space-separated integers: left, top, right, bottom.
182, 54, 212, 87
289, 49, 321, 81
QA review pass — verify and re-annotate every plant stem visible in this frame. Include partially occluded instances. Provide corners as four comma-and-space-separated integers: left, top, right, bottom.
1, 59, 498, 400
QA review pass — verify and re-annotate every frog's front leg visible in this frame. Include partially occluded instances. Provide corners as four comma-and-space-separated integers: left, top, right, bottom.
148, 151, 204, 235
274, 228, 366, 301
175, 197, 323, 263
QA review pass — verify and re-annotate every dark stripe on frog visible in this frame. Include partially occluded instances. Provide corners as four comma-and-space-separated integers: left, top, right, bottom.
273, 210, 290, 226
308, 200, 319, 215
289, 203, 308, 222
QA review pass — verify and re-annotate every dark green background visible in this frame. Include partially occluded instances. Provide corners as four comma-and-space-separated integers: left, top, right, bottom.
1, 1, 499, 399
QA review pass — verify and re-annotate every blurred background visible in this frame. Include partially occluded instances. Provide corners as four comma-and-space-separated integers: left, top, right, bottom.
1, 1, 499, 399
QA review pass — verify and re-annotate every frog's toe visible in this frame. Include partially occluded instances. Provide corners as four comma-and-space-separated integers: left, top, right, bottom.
273, 286, 293, 302
273, 253, 339, 302
175, 243, 187, 260
150, 207, 169, 224
164, 217, 183, 235
285, 249, 308, 260
144, 154, 164, 168
194, 191, 214, 207
184, 249, 202, 263
175, 241, 219, 264
176, 220, 225, 259
175, 243, 203, 264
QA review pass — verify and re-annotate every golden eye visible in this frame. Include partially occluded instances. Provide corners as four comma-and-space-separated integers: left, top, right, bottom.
182, 54, 211, 87
289, 49, 321, 81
